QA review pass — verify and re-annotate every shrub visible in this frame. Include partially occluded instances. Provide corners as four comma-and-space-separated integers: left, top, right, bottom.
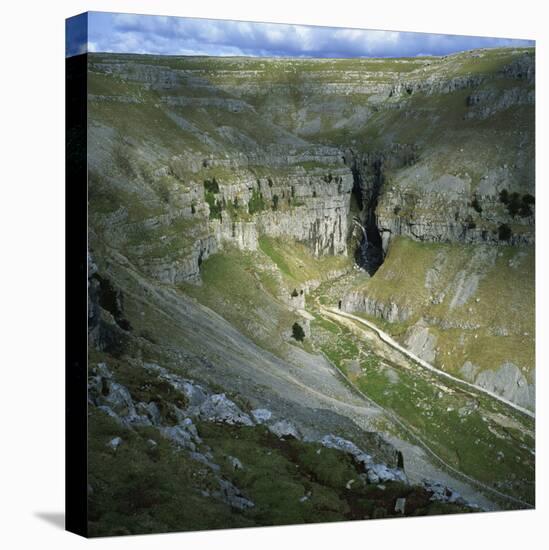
471, 196, 482, 213
499, 189, 509, 204
498, 223, 512, 241
523, 193, 535, 205
291, 289, 299, 298
249, 189, 265, 215
204, 178, 219, 194
272, 194, 279, 211
506, 192, 521, 217
157, 180, 170, 203
292, 322, 305, 342
372, 507, 387, 519
519, 194, 535, 217
205, 191, 221, 220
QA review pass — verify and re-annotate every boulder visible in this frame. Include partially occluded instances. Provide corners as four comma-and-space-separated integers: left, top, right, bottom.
198, 394, 254, 426
251, 408, 272, 424
269, 420, 301, 439
107, 436, 123, 451
213, 479, 254, 510
394, 497, 406, 514
228, 456, 244, 471
161, 421, 200, 451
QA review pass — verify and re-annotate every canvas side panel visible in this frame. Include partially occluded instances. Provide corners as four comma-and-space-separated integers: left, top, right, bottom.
65, 46, 88, 537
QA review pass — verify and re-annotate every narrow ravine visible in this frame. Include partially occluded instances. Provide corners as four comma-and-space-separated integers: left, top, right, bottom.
348, 152, 385, 275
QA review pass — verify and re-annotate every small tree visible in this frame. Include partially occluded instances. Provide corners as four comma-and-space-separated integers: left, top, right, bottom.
292, 322, 305, 342
498, 223, 512, 241
506, 192, 521, 217
471, 196, 482, 213
499, 189, 509, 205
520, 194, 535, 217
291, 288, 299, 298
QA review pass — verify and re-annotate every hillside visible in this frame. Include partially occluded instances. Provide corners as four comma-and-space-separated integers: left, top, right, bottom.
86, 47, 535, 534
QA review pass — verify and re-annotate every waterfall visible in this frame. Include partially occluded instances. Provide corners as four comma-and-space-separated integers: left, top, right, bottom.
353, 218, 368, 246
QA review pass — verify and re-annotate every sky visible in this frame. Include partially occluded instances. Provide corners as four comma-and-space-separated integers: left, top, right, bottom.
66, 11, 534, 59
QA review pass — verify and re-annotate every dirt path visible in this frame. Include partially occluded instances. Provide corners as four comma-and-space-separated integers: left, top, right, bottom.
316, 305, 534, 510
323, 306, 535, 420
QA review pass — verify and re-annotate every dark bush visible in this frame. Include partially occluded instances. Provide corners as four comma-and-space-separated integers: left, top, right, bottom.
506, 192, 521, 217
291, 289, 299, 298
249, 189, 265, 214
205, 191, 221, 220
204, 178, 219, 194
523, 194, 535, 205
519, 194, 535, 217
498, 223, 512, 241
292, 322, 305, 342
471, 196, 482, 213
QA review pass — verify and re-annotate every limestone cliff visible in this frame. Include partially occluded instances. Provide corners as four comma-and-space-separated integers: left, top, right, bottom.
87, 47, 534, 410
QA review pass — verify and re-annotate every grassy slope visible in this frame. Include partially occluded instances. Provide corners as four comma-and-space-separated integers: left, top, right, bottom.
347, 237, 535, 381
179, 241, 535, 507
88, 349, 471, 537
307, 312, 534, 505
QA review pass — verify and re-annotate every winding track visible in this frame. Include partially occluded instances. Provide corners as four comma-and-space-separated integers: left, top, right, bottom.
315, 305, 535, 509
321, 306, 535, 420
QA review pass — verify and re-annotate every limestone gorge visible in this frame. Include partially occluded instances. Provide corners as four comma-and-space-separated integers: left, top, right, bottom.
87, 47, 535, 535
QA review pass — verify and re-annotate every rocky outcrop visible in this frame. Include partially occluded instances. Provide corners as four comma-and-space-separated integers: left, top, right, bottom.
465, 87, 534, 120
319, 434, 407, 484
89, 360, 421, 500
198, 394, 255, 426
341, 292, 412, 323
89, 49, 535, 288
148, 234, 219, 284
405, 322, 437, 364
474, 362, 535, 411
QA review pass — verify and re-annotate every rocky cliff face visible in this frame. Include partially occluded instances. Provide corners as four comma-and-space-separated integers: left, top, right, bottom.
87, 48, 534, 410
88, 48, 534, 286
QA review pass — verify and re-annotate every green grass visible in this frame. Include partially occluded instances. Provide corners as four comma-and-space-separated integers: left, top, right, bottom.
87, 351, 475, 536
179, 247, 297, 355
347, 237, 535, 379
258, 236, 352, 285
307, 310, 535, 506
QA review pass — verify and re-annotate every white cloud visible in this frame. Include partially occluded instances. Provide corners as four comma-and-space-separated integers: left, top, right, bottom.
87, 12, 534, 58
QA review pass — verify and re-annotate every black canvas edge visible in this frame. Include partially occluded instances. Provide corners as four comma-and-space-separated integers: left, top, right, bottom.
65, 52, 89, 538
